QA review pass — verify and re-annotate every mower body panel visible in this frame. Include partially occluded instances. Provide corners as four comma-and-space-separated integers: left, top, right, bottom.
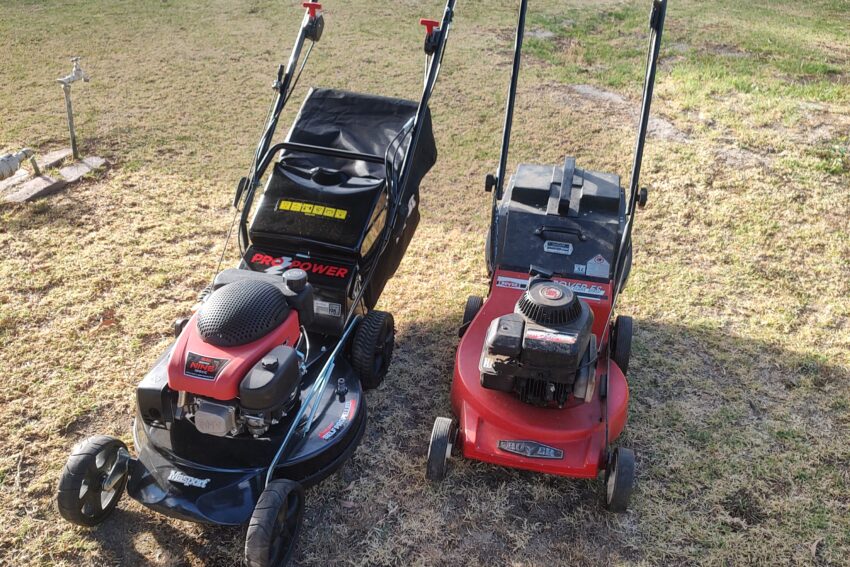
128, 347, 366, 525
167, 309, 301, 401
451, 269, 627, 478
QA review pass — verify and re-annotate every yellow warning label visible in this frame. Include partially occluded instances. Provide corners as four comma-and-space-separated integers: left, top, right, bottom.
278, 200, 348, 220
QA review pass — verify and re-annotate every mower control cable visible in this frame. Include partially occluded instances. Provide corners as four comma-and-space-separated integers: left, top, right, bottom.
265, 314, 362, 488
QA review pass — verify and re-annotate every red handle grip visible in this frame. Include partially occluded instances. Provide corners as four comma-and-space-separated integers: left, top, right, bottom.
303, 2, 322, 18
419, 18, 439, 36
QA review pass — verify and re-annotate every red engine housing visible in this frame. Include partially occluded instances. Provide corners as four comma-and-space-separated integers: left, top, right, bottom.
167, 310, 301, 401
451, 269, 628, 478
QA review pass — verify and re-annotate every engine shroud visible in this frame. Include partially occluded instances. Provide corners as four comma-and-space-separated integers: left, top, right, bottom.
166, 273, 310, 402
480, 278, 595, 407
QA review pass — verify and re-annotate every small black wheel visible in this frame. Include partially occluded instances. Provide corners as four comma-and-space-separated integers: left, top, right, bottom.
459, 295, 484, 337
56, 435, 130, 526
611, 315, 633, 376
245, 479, 305, 567
604, 447, 635, 512
426, 417, 457, 482
351, 310, 395, 390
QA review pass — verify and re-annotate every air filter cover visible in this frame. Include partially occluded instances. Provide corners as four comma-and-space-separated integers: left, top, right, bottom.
516, 279, 582, 326
197, 279, 290, 347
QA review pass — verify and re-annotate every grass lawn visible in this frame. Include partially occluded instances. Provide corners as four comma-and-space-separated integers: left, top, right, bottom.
1, 0, 849, 565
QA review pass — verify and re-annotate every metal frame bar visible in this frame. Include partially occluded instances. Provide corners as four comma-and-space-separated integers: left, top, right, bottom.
604, 0, 667, 455
495, 0, 527, 201
610, 0, 667, 312
265, 315, 362, 487
488, 0, 528, 274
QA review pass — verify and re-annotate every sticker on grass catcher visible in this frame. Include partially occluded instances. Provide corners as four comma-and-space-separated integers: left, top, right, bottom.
544, 240, 573, 256
585, 254, 610, 278
498, 440, 564, 460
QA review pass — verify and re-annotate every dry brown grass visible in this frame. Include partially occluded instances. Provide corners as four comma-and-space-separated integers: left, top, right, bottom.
1, 0, 849, 565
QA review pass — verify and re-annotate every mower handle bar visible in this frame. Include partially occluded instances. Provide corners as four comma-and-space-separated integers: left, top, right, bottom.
237, 0, 456, 256
257, 141, 385, 176
609, 0, 667, 318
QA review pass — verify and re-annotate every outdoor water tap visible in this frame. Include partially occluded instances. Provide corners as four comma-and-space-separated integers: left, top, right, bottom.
56, 56, 90, 87
0, 148, 35, 181
56, 57, 90, 160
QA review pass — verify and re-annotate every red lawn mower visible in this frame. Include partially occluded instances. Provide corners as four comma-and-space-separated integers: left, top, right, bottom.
426, 0, 667, 512
56, 2, 456, 565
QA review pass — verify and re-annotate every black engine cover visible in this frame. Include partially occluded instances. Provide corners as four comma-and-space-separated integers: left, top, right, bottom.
480, 279, 595, 406
197, 279, 290, 347
239, 345, 301, 412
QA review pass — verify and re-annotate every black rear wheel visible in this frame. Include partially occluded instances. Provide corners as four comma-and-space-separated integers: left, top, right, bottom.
351, 310, 395, 390
426, 417, 457, 482
245, 479, 305, 567
604, 447, 635, 512
611, 315, 633, 376
459, 295, 483, 337
56, 435, 130, 526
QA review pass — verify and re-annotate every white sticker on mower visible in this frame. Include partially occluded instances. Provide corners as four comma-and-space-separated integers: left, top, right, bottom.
314, 299, 342, 318
585, 254, 610, 278
543, 240, 573, 256
525, 330, 577, 344
319, 399, 357, 441
498, 440, 564, 460
167, 470, 211, 489
495, 276, 605, 299
573, 264, 586, 275
495, 276, 529, 290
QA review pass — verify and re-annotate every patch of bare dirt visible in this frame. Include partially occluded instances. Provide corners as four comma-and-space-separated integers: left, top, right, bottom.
546, 83, 691, 143
526, 28, 556, 41
704, 43, 749, 58
715, 146, 772, 169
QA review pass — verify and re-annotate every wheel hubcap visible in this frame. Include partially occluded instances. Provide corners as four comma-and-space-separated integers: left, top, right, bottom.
79, 447, 123, 517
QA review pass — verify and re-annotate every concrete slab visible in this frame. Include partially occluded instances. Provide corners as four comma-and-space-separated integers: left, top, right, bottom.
5, 175, 67, 203
36, 148, 73, 170
59, 156, 107, 183
0, 168, 29, 192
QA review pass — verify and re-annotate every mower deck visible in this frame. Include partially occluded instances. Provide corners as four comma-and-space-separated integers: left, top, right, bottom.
127, 343, 366, 525
452, 271, 628, 478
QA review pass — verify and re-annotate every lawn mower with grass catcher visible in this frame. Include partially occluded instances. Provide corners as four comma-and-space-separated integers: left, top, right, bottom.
426, 0, 666, 512
56, 2, 457, 564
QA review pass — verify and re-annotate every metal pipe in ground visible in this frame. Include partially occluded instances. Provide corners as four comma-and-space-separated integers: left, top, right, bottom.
56, 57, 90, 161
62, 84, 79, 159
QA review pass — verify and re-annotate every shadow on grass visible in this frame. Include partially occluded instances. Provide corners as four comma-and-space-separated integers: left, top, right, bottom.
80, 507, 241, 566
66, 308, 847, 566
1, 191, 96, 233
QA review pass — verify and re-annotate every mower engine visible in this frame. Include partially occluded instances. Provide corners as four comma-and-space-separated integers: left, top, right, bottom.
480, 277, 595, 406
182, 342, 303, 438
137, 268, 315, 438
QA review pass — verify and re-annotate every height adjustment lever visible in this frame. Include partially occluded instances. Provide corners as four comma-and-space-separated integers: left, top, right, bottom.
420, 19, 441, 55
302, 2, 324, 41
